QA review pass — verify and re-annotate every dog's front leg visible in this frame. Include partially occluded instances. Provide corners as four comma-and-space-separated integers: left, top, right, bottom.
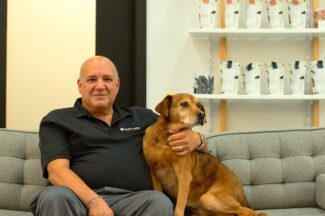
151, 170, 163, 192
172, 157, 194, 216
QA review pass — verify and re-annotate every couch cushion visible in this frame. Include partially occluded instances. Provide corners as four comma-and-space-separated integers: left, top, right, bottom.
259, 207, 325, 216
316, 174, 325, 209
0, 209, 32, 216
243, 182, 315, 209
0, 129, 47, 212
207, 127, 325, 210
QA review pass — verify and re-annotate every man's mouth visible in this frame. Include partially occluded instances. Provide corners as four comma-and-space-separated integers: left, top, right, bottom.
92, 94, 108, 96
92, 94, 108, 98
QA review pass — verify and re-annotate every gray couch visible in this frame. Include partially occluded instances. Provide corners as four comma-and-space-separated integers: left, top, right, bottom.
208, 127, 325, 216
0, 127, 325, 215
0, 129, 46, 216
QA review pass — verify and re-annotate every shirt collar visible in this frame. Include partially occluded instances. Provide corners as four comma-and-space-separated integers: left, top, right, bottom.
74, 98, 131, 124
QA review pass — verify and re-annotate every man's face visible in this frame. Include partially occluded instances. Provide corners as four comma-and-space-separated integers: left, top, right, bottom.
78, 57, 120, 113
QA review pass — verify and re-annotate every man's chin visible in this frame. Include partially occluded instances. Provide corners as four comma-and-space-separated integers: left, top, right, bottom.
92, 99, 110, 107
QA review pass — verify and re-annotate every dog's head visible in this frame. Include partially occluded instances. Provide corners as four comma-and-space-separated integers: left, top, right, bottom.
155, 93, 206, 128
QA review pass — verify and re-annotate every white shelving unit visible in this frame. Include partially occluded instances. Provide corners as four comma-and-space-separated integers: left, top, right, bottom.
195, 94, 325, 101
189, 28, 325, 38
190, 0, 323, 132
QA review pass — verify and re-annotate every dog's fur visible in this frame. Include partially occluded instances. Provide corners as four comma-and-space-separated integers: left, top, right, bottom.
143, 93, 266, 216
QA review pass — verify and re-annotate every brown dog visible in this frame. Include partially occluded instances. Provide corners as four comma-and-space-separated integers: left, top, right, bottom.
143, 93, 266, 216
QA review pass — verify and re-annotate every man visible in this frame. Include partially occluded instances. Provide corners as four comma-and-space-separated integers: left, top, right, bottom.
30, 56, 206, 216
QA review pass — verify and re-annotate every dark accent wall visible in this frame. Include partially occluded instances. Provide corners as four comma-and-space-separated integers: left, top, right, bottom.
0, 0, 7, 127
96, 0, 146, 107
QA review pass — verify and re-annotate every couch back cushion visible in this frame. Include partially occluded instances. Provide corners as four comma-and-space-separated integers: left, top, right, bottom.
207, 127, 325, 210
0, 129, 47, 212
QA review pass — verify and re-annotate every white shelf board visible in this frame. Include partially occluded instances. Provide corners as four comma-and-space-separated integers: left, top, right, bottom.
194, 94, 325, 100
189, 28, 325, 38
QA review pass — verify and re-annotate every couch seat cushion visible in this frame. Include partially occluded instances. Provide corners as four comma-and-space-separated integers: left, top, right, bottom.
0, 209, 32, 216
259, 207, 325, 216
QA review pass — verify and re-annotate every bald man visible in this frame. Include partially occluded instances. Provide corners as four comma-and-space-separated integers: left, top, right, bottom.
30, 56, 204, 216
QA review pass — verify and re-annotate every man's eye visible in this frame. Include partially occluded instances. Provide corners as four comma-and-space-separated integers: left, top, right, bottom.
180, 102, 188, 107
104, 78, 113, 82
87, 78, 96, 82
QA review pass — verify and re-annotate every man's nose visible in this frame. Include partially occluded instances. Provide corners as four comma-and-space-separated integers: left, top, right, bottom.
95, 79, 106, 89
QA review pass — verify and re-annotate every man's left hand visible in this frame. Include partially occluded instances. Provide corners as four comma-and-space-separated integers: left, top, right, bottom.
167, 129, 201, 155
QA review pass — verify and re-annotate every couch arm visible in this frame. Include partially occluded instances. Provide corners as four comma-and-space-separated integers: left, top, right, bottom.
316, 174, 325, 209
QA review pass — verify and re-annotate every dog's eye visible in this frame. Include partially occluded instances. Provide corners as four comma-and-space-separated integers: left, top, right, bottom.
180, 101, 188, 107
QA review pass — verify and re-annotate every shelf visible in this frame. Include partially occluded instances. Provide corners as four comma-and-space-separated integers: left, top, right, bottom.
190, 0, 322, 131
195, 94, 325, 100
189, 28, 325, 39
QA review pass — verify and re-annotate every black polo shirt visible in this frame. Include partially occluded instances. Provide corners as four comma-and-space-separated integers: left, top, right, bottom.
39, 98, 158, 191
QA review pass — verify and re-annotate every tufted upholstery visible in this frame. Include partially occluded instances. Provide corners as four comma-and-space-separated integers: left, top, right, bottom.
0, 128, 47, 216
1, 127, 325, 215
208, 127, 325, 216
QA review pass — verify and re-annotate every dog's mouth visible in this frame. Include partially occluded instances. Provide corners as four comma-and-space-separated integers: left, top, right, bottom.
181, 114, 205, 128
185, 113, 205, 127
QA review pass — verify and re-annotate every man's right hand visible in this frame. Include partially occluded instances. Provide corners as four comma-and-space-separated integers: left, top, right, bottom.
88, 197, 114, 216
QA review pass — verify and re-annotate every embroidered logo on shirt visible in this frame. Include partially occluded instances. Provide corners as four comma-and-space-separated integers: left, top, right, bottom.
120, 127, 141, 132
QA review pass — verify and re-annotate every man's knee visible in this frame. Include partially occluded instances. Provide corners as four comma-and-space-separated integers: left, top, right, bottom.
144, 191, 173, 214
30, 186, 86, 216
147, 191, 173, 206
37, 186, 77, 203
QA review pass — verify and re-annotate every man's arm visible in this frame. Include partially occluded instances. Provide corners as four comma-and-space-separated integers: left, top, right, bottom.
47, 159, 114, 216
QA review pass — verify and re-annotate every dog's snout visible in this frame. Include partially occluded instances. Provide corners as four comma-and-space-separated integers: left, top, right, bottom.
197, 112, 205, 125
198, 112, 205, 118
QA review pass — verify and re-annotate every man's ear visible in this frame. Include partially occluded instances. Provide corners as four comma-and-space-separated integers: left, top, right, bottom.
155, 95, 173, 119
77, 79, 82, 94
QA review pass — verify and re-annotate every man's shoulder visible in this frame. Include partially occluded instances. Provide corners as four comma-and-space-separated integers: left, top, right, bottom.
115, 104, 152, 114
129, 106, 154, 114
123, 105, 157, 117
42, 107, 75, 123
116, 105, 158, 123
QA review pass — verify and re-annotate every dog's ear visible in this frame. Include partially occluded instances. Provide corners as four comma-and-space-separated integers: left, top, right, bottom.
155, 95, 173, 119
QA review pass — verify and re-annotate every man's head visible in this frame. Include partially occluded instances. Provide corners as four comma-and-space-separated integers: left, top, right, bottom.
78, 56, 120, 114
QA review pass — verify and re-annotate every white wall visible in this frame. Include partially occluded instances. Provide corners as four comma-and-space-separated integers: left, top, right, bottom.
7, 0, 96, 130
5, 0, 325, 132
147, 0, 325, 133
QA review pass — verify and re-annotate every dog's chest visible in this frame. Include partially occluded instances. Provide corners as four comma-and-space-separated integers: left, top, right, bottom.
153, 140, 179, 163
157, 166, 179, 197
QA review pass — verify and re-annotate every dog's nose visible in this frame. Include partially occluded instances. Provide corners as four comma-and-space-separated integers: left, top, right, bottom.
198, 112, 205, 118
198, 112, 205, 123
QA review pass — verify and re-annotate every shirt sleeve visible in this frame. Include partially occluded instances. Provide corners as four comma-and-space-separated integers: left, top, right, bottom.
150, 109, 159, 123
39, 115, 72, 178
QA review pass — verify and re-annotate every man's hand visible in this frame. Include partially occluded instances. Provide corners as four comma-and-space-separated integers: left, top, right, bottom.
88, 197, 114, 216
167, 129, 201, 155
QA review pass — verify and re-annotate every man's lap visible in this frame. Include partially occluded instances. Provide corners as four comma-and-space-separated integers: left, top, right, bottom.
29, 186, 174, 216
